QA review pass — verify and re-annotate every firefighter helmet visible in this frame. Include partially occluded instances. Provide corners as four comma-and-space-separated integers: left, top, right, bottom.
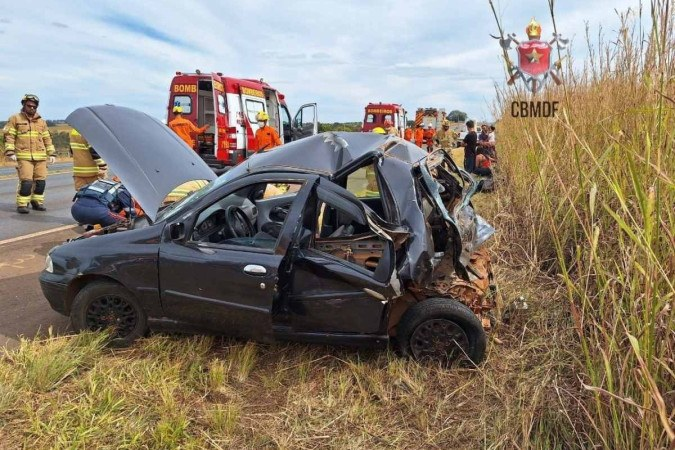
21, 94, 40, 106
372, 127, 386, 134
256, 111, 270, 121
173, 105, 183, 114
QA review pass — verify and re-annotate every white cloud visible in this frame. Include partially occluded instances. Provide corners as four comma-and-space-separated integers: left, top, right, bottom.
0, 0, 644, 123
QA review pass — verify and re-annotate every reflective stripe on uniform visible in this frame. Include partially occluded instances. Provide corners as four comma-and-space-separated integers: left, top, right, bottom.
16, 194, 31, 206
73, 166, 100, 175
16, 180, 30, 206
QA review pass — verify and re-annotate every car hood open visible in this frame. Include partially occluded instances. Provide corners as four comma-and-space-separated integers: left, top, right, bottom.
66, 105, 216, 221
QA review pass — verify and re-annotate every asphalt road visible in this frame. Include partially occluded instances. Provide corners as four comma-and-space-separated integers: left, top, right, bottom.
0, 228, 80, 350
0, 163, 79, 349
0, 163, 77, 241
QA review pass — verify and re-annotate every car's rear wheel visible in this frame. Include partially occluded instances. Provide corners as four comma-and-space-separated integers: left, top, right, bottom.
70, 281, 148, 346
397, 298, 486, 366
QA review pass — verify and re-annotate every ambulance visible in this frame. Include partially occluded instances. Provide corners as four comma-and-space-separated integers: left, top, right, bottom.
167, 71, 318, 168
360, 103, 407, 137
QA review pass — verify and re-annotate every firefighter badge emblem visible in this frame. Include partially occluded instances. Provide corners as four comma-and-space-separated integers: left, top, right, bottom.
493, 18, 568, 93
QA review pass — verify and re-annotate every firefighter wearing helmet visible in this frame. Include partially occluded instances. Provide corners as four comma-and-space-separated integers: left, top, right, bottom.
3, 94, 56, 213
168, 105, 209, 150
423, 123, 436, 152
434, 120, 458, 150
383, 119, 398, 136
255, 110, 282, 152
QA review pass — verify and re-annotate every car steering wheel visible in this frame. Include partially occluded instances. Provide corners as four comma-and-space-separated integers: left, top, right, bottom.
225, 205, 254, 238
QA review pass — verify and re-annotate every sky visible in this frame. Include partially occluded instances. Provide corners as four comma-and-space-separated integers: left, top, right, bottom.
0, 0, 644, 124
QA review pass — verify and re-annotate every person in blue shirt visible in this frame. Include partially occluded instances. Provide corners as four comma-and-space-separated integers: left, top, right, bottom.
71, 179, 137, 227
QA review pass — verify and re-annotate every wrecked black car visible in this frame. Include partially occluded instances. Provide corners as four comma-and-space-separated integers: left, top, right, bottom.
40, 105, 495, 364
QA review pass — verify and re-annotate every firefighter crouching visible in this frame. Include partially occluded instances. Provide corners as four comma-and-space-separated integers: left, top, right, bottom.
70, 129, 107, 190
71, 179, 138, 227
2, 94, 56, 214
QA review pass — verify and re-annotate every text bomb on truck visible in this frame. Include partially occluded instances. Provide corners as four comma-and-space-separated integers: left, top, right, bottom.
168, 71, 319, 169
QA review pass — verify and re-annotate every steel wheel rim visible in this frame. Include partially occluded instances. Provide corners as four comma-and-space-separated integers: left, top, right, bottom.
410, 319, 469, 362
85, 295, 137, 338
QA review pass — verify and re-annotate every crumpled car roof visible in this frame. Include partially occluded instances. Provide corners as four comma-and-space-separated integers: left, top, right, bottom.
66, 105, 216, 221
223, 132, 428, 180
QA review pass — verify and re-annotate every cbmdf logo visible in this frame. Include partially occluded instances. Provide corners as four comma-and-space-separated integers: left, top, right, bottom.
494, 18, 568, 94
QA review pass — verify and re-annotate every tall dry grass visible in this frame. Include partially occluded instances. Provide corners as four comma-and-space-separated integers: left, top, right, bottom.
495, 1, 674, 448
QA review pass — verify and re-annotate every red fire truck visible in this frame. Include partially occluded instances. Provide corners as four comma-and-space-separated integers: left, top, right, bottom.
168, 71, 318, 168
360, 103, 407, 137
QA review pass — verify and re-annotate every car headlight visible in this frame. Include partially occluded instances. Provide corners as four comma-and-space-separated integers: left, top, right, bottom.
45, 254, 54, 273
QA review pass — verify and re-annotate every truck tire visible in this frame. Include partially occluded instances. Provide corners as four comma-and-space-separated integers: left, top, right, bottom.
397, 298, 486, 366
70, 281, 148, 347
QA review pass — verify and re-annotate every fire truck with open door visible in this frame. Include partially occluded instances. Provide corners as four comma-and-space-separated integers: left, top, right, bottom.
168, 71, 318, 168
360, 103, 407, 137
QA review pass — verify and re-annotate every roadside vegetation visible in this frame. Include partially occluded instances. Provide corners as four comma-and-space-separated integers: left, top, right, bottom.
0, 4, 672, 450
493, 2, 674, 448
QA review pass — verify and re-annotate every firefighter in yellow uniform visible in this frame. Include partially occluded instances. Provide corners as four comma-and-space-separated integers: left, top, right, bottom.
70, 129, 108, 190
356, 166, 379, 198
434, 121, 458, 150
162, 179, 209, 206
383, 120, 398, 136
3, 94, 55, 214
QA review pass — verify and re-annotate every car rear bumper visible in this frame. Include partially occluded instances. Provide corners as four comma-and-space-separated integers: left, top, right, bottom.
39, 272, 70, 315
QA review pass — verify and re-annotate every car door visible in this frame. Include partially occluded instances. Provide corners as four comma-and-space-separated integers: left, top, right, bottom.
285, 179, 396, 335
157, 179, 314, 340
279, 104, 293, 144
291, 103, 318, 140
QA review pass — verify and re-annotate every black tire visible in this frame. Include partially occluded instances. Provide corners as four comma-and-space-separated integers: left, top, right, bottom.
397, 298, 487, 366
70, 281, 148, 347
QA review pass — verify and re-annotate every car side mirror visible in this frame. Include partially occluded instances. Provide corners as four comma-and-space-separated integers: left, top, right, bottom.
170, 222, 185, 240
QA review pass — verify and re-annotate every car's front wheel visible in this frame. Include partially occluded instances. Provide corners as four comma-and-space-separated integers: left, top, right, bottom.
70, 281, 148, 346
397, 298, 486, 366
